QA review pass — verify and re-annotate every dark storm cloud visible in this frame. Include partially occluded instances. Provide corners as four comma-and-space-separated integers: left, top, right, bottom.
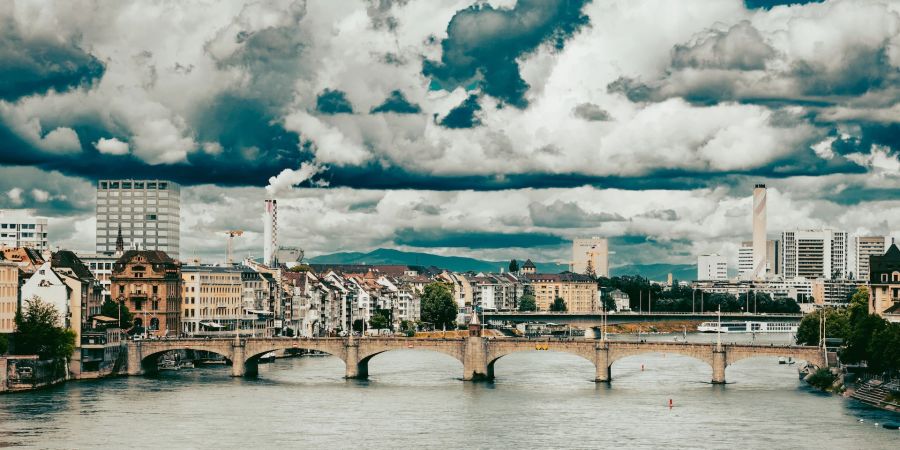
370, 90, 421, 114
316, 89, 354, 114
439, 94, 481, 128
572, 102, 611, 121
529, 200, 625, 228
744, 0, 824, 9
394, 228, 566, 249
0, 16, 104, 101
423, 0, 590, 108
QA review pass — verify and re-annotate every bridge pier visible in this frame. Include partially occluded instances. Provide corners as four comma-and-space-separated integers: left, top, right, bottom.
231, 341, 246, 377
463, 336, 491, 381
594, 344, 610, 383
126, 342, 144, 376
711, 348, 726, 384
344, 339, 367, 379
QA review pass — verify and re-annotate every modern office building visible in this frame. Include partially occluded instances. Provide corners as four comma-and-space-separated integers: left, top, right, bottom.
782, 229, 848, 280
751, 184, 767, 280
697, 254, 728, 281
738, 243, 753, 277
572, 237, 609, 277
0, 209, 49, 251
855, 236, 890, 281
95, 180, 180, 259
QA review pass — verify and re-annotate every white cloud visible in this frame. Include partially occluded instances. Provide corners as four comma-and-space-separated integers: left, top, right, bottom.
265, 162, 326, 197
94, 137, 130, 155
6, 188, 24, 205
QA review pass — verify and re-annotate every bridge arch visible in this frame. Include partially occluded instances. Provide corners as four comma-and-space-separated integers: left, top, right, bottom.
485, 341, 599, 380
487, 349, 597, 381
354, 339, 466, 379
129, 341, 236, 375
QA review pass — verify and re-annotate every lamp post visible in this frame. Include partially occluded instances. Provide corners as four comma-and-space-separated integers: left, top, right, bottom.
692, 289, 695, 314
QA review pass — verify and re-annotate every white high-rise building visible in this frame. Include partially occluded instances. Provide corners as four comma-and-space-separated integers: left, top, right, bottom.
697, 254, 728, 280
0, 209, 49, 251
95, 180, 181, 259
854, 236, 890, 281
782, 229, 849, 280
738, 243, 753, 277
572, 237, 609, 277
751, 184, 767, 280
263, 199, 278, 267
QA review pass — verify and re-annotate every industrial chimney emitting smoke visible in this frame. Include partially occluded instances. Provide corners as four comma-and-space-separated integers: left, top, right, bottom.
263, 199, 278, 267
752, 184, 767, 280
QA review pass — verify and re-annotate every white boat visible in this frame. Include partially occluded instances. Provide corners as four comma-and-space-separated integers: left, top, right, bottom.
697, 321, 799, 333
258, 352, 277, 363
158, 359, 180, 371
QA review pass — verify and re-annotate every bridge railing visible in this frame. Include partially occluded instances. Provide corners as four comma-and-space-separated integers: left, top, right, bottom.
485, 311, 803, 316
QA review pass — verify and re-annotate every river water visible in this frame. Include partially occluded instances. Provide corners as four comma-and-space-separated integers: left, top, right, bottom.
2, 333, 898, 449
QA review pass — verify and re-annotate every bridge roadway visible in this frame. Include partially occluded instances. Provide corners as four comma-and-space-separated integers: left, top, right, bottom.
484, 311, 804, 328
127, 336, 825, 384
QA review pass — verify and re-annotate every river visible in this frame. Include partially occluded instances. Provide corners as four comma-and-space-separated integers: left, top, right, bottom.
1, 333, 898, 449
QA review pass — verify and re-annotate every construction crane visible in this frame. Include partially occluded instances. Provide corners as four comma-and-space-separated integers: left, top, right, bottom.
225, 230, 244, 265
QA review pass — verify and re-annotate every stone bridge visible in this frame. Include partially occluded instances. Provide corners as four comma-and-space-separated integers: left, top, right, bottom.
126, 336, 825, 384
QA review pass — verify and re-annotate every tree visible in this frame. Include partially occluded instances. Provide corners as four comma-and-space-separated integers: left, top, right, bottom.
509, 259, 519, 273
795, 308, 850, 346
518, 294, 537, 312
352, 319, 364, 333
420, 282, 458, 329
14, 296, 76, 360
100, 298, 134, 328
369, 309, 391, 330
0, 334, 7, 354
585, 259, 596, 278
600, 293, 616, 312
550, 297, 567, 312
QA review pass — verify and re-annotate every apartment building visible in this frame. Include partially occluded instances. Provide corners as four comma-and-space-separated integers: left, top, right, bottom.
526, 272, 597, 312
0, 258, 18, 334
0, 209, 49, 251
111, 250, 182, 337
855, 236, 890, 281
782, 230, 848, 280
697, 254, 727, 281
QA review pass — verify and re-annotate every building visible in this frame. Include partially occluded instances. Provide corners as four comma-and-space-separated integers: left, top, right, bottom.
609, 289, 630, 311
0, 209, 49, 251
811, 279, 864, 307
751, 184, 767, 280
738, 243, 753, 277
855, 236, 890, 281
111, 250, 182, 337
96, 179, 181, 259
21, 262, 75, 331
572, 237, 609, 277
78, 252, 120, 304
697, 254, 727, 281
782, 229, 849, 280
869, 244, 900, 321
521, 259, 536, 275
51, 251, 103, 334
692, 278, 813, 302
181, 266, 246, 336
0, 258, 18, 334
526, 272, 597, 312
766, 239, 781, 277
263, 199, 277, 267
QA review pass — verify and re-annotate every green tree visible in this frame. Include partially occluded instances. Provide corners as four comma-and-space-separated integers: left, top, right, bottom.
352, 319, 364, 333
0, 334, 7, 354
14, 297, 76, 360
420, 282, 458, 329
600, 293, 616, 312
518, 294, 537, 312
509, 259, 519, 273
100, 298, 134, 328
795, 308, 850, 346
369, 309, 391, 330
550, 297, 567, 312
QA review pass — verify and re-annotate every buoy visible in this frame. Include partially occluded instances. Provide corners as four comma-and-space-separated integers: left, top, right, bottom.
641, 364, 644, 371
668, 399, 673, 408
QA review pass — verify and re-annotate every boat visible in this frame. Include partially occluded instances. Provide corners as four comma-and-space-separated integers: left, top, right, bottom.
258, 352, 277, 363
178, 361, 195, 369
158, 359, 180, 371
697, 321, 799, 333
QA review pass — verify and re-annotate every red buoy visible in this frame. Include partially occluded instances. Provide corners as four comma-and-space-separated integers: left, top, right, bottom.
668, 399, 673, 408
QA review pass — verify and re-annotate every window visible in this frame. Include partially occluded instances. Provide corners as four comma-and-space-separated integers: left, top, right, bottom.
110, 182, 120, 189
158, 182, 167, 190
152, 285, 158, 294
100, 181, 108, 189
122, 182, 132, 189
146, 214, 157, 220
147, 182, 157, 189
135, 182, 144, 189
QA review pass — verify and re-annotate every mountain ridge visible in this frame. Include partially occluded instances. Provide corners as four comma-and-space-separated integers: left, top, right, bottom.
308, 248, 695, 281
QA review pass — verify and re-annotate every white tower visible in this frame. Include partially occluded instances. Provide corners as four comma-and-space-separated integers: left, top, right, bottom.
263, 199, 278, 267
752, 184, 767, 280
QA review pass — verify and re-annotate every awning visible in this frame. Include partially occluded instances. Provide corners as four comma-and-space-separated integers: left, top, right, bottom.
200, 321, 226, 329
91, 315, 118, 322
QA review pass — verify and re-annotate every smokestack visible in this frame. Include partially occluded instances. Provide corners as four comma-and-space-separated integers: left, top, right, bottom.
752, 184, 767, 280
264, 199, 278, 267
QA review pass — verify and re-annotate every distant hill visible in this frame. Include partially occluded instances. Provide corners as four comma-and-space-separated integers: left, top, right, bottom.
309, 248, 694, 280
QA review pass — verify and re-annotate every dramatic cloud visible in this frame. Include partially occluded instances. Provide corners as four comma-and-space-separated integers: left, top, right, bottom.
1, 0, 898, 268
423, 0, 591, 107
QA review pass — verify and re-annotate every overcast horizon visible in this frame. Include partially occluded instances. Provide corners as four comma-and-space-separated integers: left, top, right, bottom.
1, 0, 899, 267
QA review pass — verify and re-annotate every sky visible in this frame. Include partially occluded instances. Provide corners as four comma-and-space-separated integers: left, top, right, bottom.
0, 0, 898, 268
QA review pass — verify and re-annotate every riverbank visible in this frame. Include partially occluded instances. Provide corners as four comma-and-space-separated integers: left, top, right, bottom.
0, 356, 68, 394
607, 320, 702, 334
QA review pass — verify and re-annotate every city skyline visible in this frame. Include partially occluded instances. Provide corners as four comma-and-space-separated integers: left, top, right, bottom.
0, 0, 898, 268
